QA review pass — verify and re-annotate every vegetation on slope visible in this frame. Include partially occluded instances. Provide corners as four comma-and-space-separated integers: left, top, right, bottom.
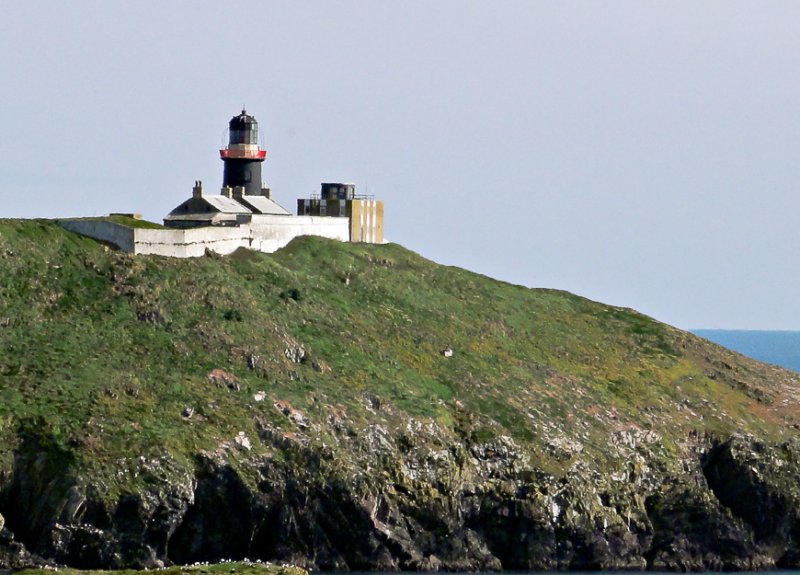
66, 215, 167, 229
0, 219, 797, 490
1, 218, 800, 570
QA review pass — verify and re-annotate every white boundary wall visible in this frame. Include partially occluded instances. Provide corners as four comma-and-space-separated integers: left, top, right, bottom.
59, 220, 136, 252
134, 226, 250, 257
247, 215, 349, 253
58, 216, 350, 258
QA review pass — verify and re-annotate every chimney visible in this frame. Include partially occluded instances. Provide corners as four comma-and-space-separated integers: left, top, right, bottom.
260, 187, 272, 199
233, 186, 245, 199
192, 180, 203, 198
221, 186, 233, 199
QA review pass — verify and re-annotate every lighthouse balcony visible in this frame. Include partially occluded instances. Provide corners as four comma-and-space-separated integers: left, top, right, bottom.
219, 148, 267, 160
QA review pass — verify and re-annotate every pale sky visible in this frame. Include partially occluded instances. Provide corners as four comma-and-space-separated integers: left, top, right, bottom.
2, 2, 799, 330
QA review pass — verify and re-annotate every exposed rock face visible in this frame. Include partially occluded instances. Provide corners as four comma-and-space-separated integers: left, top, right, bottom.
2, 421, 800, 571
2, 226, 800, 571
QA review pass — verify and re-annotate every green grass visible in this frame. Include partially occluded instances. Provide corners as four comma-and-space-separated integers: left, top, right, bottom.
62, 215, 167, 229
0, 218, 796, 496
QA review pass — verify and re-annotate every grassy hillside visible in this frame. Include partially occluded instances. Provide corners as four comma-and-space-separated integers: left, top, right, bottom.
0, 218, 797, 492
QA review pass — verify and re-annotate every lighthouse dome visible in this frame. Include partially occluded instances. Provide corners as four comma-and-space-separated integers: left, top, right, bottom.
228, 109, 258, 145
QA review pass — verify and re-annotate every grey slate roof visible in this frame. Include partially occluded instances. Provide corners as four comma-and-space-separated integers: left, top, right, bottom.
166, 195, 252, 218
235, 195, 291, 215
164, 192, 294, 229
162, 213, 216, 222
164, 195, 253, 228
205, 196, 252, 214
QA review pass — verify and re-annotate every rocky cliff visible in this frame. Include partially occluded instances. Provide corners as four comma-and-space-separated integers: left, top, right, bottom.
0, 219, 799, 571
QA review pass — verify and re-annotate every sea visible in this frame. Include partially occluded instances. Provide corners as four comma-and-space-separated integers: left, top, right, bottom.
692, 330, 800, 373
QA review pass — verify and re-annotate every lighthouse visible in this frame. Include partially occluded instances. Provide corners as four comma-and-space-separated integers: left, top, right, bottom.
219, 109, 267, 196
163, 108, 381, 243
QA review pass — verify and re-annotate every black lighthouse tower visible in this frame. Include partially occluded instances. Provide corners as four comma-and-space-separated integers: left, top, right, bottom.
219, 109, 267, 196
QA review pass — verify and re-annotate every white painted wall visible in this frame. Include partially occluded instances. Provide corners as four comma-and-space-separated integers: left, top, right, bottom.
58, 216, 351, 258
247, 215, 349, 253
58, 220, 136, 252
134, 226, 250, 257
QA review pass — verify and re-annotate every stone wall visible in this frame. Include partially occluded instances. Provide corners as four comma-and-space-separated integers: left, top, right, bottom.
57, 216, 351, 258
246, 215, 350, 253
134, 226, 251, 257
58, 220, 136, 252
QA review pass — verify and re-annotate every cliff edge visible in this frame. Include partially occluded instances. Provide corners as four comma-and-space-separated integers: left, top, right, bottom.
0, 219, 799, 571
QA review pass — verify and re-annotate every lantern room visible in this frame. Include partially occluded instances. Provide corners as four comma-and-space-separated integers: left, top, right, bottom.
228, 109, 259, 146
